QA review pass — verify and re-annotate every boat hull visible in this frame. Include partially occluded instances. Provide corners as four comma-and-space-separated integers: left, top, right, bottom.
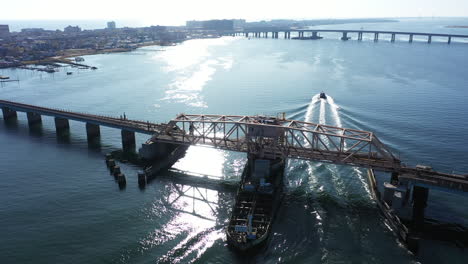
226, 158, 285, 253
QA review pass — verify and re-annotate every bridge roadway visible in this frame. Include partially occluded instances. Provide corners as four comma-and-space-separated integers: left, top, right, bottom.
241, 29, 468, 38
0, 100, 467, 193
0, 99, 164, 134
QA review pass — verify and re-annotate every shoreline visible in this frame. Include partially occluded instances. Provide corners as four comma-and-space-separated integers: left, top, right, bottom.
446, 25, 468, 28
3, 40, 181, 71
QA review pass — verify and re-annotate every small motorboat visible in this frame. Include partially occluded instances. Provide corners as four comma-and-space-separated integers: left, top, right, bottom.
66, 72, 73, 75
319, 92, 327, 99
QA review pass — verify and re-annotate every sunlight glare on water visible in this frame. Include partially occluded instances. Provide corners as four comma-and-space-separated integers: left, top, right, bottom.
173, 146, 227, 177
155, 38, 237, 108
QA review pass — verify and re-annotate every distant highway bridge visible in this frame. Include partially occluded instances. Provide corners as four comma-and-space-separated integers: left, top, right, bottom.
225, 29, 468, 43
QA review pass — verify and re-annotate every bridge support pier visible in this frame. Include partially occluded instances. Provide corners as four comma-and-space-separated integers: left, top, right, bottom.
448, 36, 451, 44
86, 123, 100, 141
409, 34, 413, 43
341, 32, 350, 41
358, 32, 363, 41
26, 112, 42, 125
391, 172, 399, 184
54, 117, 70, 134
412, 186, 429, 230
374, 32, 379, 42
428, 35, 432, 43
391, 33, 396, 42
1, 107, 17, 120
121, 130, 136, 152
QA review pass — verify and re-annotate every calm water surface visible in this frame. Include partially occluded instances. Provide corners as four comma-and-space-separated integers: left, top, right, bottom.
1, 19, 468, 263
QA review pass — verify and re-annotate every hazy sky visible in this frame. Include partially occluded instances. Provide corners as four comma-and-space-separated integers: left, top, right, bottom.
4, 0, 468, 25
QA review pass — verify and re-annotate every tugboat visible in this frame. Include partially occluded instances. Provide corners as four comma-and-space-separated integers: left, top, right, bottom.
320, 92, 327, 99
226, 158, 285, 252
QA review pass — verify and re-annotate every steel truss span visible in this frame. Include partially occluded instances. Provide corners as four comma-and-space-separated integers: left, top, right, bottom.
159, 114, 399, 170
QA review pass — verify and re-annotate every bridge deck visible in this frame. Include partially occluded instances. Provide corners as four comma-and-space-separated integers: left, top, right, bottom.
0, 100, 165, 134
240, 29, 468, 38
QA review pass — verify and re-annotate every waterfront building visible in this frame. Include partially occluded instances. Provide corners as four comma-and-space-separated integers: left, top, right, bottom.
107, 21, 116, 30
0, 25, 10, 37
21, 28, 46, 33
186, 19, 236, 31
202, 20, 234, 31
186, 20, 203, 29
64, 25, 81, 33
233, 19, 246, 29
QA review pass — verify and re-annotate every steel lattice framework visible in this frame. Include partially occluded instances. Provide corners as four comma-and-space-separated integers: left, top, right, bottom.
155, 114, 401, 171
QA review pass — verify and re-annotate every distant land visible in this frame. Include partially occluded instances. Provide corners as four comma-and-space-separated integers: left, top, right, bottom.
446, 25, 468, 28
245, 18, 398, 29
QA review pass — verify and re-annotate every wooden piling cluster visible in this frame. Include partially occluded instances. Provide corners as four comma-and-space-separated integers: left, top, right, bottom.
105, 154, 126, 188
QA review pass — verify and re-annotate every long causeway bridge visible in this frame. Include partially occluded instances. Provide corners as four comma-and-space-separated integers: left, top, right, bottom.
226, 29, 468, 43
1, 99, 467, 194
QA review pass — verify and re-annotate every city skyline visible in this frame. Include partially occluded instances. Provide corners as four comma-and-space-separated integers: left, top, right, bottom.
3, 0, 468, 26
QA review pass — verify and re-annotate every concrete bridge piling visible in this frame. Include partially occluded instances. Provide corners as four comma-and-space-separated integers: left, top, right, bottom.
2, 107, 17, 120
26, 112, 42, 125
54, 117, 70, 135
409, 34, 413, 43
341, 32, 350, 41
86, 123, 100, 142
412, 186, 429, 229
121, 130, 136, 152
374, 32, 379, 42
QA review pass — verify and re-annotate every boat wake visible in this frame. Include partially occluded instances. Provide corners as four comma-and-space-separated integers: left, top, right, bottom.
304, 94, 320, 123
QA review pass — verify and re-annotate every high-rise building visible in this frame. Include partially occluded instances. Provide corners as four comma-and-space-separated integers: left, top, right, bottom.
0, 25, 10, 37
186, 20, 203, 29
107, 21, 116, 30
233, 19, 246, 29
186, 20, 239, 31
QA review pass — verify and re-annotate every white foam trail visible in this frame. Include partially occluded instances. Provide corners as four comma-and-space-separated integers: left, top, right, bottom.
305, 94, 320, 123
326, 96, 372, 197
319, 99, 326, 125
326, 96, 342, 128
